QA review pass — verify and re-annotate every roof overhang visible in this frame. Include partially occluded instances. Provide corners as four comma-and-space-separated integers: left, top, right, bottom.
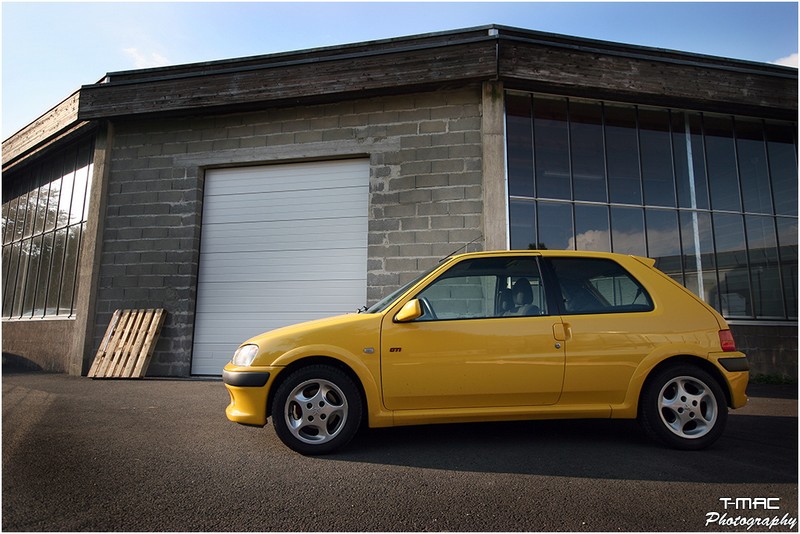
5, 25, 797, 170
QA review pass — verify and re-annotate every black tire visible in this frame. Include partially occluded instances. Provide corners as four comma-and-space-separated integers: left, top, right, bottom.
639, 364, 728, 450
271, 365, 362, 455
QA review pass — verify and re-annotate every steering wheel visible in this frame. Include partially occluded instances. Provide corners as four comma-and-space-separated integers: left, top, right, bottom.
418, 297, 438, 320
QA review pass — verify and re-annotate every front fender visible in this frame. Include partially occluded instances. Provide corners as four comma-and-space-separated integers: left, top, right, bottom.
272, 345, 393, 427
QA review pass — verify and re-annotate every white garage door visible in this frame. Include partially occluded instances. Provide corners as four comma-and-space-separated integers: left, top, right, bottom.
191, 159, 369, 375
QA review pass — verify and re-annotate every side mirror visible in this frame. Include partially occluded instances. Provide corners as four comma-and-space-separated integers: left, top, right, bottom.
394, 299, 423, 323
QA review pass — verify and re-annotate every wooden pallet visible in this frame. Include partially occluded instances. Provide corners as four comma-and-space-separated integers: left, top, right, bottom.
88, 309, 166, 378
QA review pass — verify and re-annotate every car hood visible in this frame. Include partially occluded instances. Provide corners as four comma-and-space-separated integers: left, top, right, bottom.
242, 312, 382, 366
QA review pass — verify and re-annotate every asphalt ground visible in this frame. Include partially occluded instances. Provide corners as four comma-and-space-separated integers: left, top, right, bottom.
2, 370, 797, 532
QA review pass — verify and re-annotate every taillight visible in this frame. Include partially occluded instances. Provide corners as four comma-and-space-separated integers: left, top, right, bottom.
719, 330, 737, 352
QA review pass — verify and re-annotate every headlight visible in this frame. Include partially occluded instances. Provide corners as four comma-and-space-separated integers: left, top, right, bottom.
232, 344, 259, 366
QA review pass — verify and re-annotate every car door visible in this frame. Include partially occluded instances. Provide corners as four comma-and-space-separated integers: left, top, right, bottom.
380, 256, 566, 411
543, 256, 658, 406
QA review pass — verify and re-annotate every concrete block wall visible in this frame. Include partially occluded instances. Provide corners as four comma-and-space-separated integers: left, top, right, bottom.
731, 324, 798, 380
95, 86, 485, 376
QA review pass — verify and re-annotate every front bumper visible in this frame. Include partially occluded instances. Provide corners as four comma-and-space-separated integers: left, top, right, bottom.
223, 365, 281, 426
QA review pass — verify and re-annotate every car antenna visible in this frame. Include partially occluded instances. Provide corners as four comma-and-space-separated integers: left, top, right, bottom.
438, 234, 483, 263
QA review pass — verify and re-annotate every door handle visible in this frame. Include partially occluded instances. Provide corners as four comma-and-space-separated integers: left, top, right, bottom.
553, 323, 566, 341
553, 323, 572, 342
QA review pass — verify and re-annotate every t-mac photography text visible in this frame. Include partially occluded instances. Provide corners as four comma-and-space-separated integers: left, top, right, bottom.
706, 498, 797, 530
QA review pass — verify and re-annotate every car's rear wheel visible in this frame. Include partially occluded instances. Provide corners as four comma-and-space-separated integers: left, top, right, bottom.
271, 365, 362, 455
639, 364, 727, 450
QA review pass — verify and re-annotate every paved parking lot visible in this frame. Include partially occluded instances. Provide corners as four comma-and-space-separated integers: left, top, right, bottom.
3, 370, 797, 531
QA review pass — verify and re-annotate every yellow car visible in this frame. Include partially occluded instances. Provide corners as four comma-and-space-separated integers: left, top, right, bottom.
223, 250, 748, 454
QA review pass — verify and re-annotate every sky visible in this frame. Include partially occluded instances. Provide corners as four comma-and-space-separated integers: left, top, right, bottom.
2, 2, 798, 139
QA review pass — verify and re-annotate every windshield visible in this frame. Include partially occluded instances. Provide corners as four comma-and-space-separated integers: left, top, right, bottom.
364, 264, 440, 314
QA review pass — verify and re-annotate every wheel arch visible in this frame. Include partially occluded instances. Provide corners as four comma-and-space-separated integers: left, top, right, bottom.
267, 356, 369, 427
638, 355, 733, 413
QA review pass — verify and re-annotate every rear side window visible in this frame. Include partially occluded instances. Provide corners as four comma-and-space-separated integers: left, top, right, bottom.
548, 258, 654, 314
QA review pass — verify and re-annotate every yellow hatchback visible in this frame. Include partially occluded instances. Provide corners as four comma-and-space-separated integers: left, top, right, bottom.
223, 250, 749, 454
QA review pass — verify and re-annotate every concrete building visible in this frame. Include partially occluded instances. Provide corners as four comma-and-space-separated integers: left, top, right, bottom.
2, 26, 797, 379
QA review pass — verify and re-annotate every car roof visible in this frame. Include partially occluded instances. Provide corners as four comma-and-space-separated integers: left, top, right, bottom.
447, 249, 654, 264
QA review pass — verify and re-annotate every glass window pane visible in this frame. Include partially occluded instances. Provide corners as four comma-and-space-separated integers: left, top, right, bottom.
416, 257, 546, 319
610, 206, 645, 256
679, 211, 717, 304
570, 100, 607, 202
673, 112, 710, 210
58, 160, 76, 231
550, 257, 653, 314
34, 232, 54, 317
21, 235, 44, 318
11, 240, 32, 318
506, 93, 534, 198
705, 115, 742, 212
605, 104, 641, 205
533, 96, 571, 200
59, 224, 82, 315
538, 201, 573, 250
22, 185, 40, 240
13, 191, 29, 242
509, 199, 536, 250
574, 204, 610, 251
777, 217, 798, 318
646, 209, 682, 282
33, 168, 51, 235
47, 228, 67, 315
70, 167, 89, 226
44, 166, 63, 233
712, 213, 751, 317
765, 122, 798, 216
640, 109, 676, 207
3, 242, 20, 317
2, 188, 19, 244
736, 119, 773, 215
745, 215, 784, 318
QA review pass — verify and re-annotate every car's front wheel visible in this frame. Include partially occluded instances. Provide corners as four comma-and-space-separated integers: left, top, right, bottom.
271, 365, 362, 455
639, 364, 728, 450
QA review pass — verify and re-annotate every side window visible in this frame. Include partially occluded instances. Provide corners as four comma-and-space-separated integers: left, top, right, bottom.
415, 257, 548, 321
548, 257, 654, 314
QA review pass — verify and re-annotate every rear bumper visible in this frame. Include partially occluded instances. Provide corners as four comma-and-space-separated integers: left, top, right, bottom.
709, 351, 749, 409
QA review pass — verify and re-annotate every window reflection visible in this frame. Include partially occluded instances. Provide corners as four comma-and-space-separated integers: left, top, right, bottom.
712, 213, 751, 317
538, 202, 573, 250
611, 207, 645, 256
766, 122, 798, 217
533, 96, 570, 200
745, 215, 783, 318
640, 109, 675, 207
777, 217, 798, 318
509, 199, 536, 250
680, 211, 717, 304
672, 112, 710, 210
705, 115, 742, 212
506, 93, 534, 198
646, 209, 681, 282
605, 105, 641, 205
570, 101, 606, 202
736, 119, 773, 215
573, 204, 610, 251
505, 90, 797, 321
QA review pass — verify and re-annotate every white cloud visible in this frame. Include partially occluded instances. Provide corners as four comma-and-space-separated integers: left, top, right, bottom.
772, 53, 799, 68
123, 47, 170, 69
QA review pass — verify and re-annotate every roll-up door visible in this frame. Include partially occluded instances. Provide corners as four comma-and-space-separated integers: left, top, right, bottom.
191, 159, 369, 375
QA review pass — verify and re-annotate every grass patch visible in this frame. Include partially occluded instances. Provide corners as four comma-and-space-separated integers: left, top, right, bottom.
750, 373, 797, 385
